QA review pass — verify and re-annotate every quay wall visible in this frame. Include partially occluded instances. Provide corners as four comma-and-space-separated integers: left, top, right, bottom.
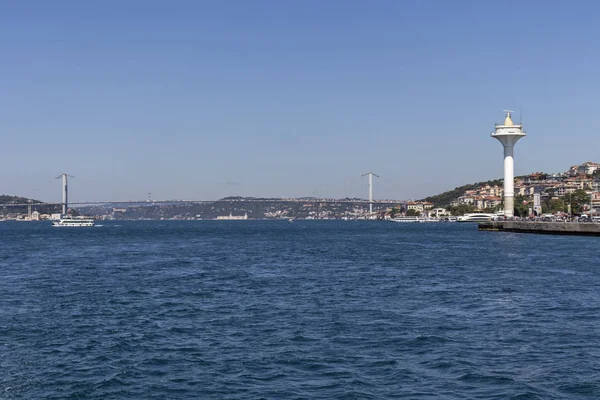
479, 221, 600, 236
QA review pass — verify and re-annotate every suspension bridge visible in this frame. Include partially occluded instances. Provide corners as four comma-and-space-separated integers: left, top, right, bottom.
1, 172, 404, 211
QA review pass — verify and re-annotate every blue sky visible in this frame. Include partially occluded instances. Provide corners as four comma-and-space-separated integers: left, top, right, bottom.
2, 0, 600, 202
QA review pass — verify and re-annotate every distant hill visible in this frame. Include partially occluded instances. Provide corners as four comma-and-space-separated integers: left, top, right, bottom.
420, 179, 503, 207
0, 195, 42, 204
0, 194, 61, 214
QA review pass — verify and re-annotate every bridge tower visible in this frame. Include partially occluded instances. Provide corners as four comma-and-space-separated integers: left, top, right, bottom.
361, 172, 379, 214
55, 174, 74, 215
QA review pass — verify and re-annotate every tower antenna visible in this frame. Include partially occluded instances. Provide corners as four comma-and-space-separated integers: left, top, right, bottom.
520, 106, 523, 125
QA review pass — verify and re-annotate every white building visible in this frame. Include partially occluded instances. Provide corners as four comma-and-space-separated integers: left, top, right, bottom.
406, 202, 434, 212
429, 207, 450, 217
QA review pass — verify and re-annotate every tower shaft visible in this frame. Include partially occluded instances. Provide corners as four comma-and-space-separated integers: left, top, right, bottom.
56, 173, 72, 216
368, 174, 373, 213
503, 145, 515, 217
62, 175, 68, 215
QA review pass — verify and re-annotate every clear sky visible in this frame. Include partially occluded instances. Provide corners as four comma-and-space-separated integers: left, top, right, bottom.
2, 0, 600, 202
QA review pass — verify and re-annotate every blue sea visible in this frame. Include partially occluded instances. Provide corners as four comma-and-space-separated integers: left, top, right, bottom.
1, 221, 600, 399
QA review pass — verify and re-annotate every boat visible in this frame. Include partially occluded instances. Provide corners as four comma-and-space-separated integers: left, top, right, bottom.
456, 213, 497, 222
215, 212, 248, 220
52, 216, 95, 227
391, 216, 440, 223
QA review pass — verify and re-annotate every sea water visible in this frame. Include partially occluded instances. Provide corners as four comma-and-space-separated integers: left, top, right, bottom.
1, 221, 599, 399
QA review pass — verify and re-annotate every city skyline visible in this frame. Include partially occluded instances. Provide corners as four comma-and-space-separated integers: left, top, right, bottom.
2, 1, 600, 202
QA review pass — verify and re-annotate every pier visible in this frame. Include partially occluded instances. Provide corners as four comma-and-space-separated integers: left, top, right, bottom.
479, 221, 600, 236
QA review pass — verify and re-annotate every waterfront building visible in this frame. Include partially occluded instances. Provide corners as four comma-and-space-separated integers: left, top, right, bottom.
429, 207, 450, 217
406, 201, 434, 212
478, 185, 503, 197
475, 196, 502, 210
555, 184, 579, 197
564, 177, 592, 190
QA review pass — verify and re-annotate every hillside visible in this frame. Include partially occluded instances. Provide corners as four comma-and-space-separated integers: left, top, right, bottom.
77, 197, 400, 220
0, 195, 42, 204
0, 194, 61, 214
420, 179, 503, 207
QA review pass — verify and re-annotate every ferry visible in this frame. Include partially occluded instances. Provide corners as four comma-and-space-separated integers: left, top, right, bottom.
391, 216, 440, 223
456, 213, 497, 223
52, 216, 95, 227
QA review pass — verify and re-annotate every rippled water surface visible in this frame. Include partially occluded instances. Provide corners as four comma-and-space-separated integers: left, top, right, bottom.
1, 220, 600, 399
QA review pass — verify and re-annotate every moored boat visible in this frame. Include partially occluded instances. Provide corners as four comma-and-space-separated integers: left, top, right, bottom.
391, 216, 440, 223
456, 213, 497, 222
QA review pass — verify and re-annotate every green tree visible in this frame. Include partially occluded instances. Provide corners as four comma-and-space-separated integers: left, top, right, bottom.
420, 179, 503, 207
449, 204, 476, 216
406, 209, 421, 217
390, 206, 401, 218
549, 198, 566, 213
542, 191, 554, 211
569, 189, 590, 215
513, 195, 530, 217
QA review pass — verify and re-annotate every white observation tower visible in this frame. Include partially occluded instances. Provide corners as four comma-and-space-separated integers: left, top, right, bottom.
491, 111, 526, 217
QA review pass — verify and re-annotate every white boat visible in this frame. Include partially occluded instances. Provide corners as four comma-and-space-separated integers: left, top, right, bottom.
392, 216, 423, 223
52, 216, 95, 227
391, 216, 440, 223
456, 213, 496, 222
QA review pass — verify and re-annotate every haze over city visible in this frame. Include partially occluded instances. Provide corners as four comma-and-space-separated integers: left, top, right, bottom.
2, 1, 600, 203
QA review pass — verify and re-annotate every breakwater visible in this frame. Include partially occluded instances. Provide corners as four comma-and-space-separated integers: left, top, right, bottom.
479, 221, 600, 236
